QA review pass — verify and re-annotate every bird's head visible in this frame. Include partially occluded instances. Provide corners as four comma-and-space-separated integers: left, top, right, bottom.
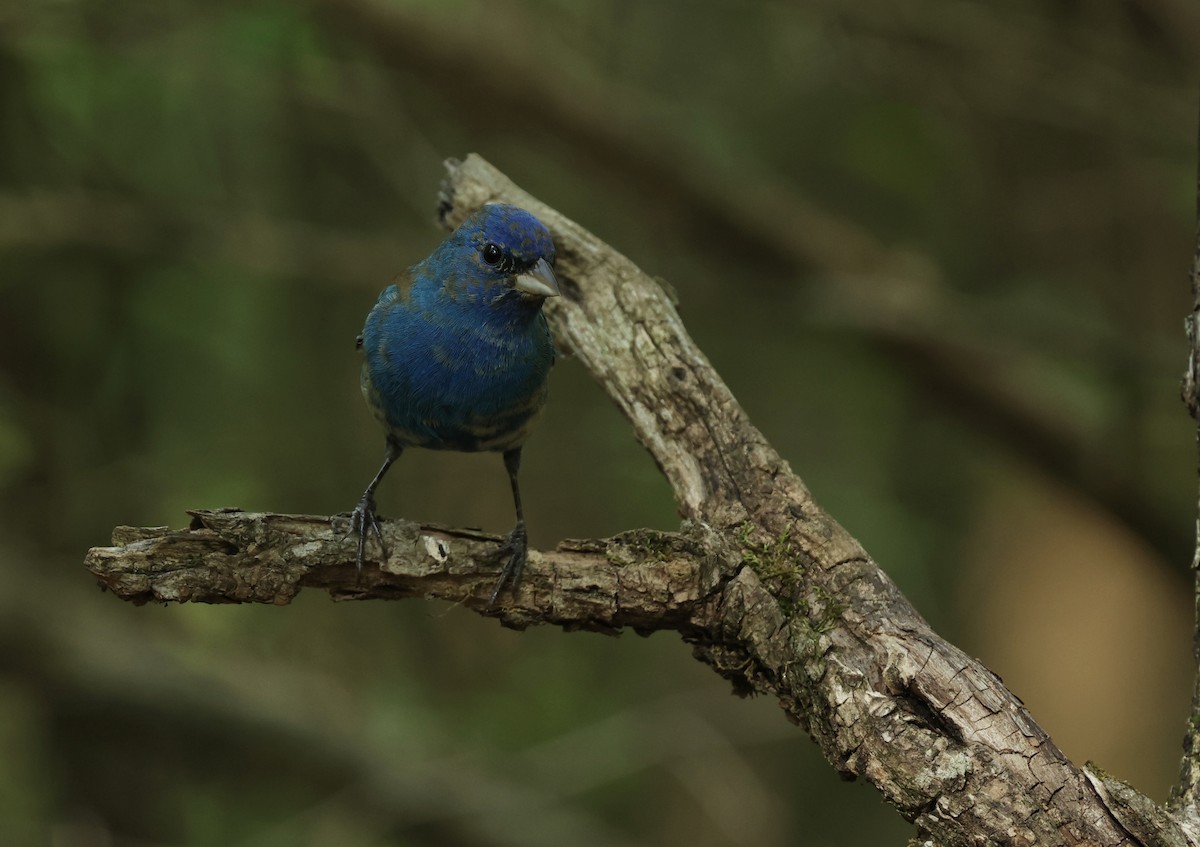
446, 203, 560, 302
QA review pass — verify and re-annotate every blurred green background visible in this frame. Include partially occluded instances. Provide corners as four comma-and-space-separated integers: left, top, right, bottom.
1, 1, 1198, 844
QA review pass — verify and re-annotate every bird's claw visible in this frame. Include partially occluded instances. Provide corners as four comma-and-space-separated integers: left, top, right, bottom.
488, 524, 527, 606
345, 492, 387, 571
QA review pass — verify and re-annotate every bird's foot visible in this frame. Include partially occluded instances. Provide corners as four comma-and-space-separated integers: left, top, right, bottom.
343, 491, 387, 572
489, 524, 527, 605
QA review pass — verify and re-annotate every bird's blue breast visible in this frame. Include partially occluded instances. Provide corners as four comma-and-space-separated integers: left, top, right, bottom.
360, 275, 554, 453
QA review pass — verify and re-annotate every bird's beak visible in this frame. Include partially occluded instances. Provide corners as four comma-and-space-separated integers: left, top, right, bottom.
513, 258, 561, 299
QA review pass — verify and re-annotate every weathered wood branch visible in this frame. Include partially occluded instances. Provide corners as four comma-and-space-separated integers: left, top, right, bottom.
86, 508, 719, 634
86, 154, 1180, 846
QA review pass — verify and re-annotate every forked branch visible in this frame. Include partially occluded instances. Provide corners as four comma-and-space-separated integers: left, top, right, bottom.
86, 154, 1178, 847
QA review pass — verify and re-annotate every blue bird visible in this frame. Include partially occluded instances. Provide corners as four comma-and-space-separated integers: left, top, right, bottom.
349, 203, 560, 602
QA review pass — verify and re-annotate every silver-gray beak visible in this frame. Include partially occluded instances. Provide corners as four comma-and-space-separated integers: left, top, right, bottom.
513, 257, 560, 299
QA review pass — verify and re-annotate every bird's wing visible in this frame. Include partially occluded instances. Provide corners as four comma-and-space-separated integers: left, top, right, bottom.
359, 275, 411, 351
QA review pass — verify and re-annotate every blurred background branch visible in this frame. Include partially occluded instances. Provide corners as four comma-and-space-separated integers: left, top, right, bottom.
1, 1, 1197, 845
1171, 89, 1200, 829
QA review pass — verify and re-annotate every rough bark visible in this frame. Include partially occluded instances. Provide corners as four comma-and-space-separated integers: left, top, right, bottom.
1172, 89, 1200, 841
87, 509, 714, 634
86, 154, 1186, 846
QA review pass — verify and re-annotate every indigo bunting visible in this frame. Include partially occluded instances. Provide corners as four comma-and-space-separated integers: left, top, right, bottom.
348, 203, 560, 602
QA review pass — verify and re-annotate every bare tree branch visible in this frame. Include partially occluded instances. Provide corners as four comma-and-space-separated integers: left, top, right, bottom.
87, 154, 1178, 846
86, 509, 711, 634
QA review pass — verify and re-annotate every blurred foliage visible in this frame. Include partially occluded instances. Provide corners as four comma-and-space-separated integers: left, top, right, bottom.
0, 0, 1197, 844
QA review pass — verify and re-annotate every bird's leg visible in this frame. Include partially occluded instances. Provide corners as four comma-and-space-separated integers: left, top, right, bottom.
490, 447, 527, 604
347, 441, 401, 572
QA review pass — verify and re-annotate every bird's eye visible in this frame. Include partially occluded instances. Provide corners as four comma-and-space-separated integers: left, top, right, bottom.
482, 243, 502, 265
